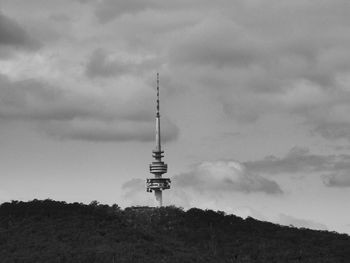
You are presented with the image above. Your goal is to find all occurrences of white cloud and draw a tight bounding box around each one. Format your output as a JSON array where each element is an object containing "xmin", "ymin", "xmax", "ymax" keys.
[{"xmin": 173, "ymin": 161, "xmax": 282, "ymax": 194}]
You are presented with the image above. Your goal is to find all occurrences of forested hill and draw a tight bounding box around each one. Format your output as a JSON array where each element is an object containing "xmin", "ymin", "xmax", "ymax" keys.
[{"xmin": 0, "ymin": 200, "xmax": 348, "ymax": 263}]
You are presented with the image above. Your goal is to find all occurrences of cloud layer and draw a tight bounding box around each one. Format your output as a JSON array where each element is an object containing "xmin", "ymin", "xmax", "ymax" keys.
[
  {"xmin": 245, "ymin": 147, "xmax": 350, "ymax": 187},
  {"xmin": 4, "ymin": 0, "xmax": 350, "ymax": 142},
  {"xmin": 0, "ymin": 73, "xmax": 178, "ymax": 142}
]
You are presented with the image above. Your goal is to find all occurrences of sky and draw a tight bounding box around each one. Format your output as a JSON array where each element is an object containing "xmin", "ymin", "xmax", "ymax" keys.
[{"xmin": 0, "ymin": 0, "xmax": 350, "ymax": 234}]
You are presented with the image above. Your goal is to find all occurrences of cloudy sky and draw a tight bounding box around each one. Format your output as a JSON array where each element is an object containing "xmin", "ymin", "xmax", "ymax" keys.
[{"xmin": 1, "ymin": 0, "xmax": 350, "ymax": 234}]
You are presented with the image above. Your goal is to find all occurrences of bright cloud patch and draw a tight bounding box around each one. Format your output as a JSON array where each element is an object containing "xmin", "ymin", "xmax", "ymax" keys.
[{"xmin": 173, "ymin": 161, "xmax": 282, "ymax": 195}]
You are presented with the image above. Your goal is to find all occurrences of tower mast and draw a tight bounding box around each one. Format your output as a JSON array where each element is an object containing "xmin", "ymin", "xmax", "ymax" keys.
[{"xmin": 146, "ymin": 73, "xmax": 171, "ymax": 207}]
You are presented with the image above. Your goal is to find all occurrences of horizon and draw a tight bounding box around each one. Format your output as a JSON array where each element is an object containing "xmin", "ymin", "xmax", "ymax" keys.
[{"xmin": 0, "ymin": 0, "xmax": 350, "ymax": 235}]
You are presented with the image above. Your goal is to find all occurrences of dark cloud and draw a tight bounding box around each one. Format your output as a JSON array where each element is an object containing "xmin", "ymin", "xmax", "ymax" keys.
[
  {"xmin": 323, "ymin": 171, "xmax": 350, "ymax": 188},
  {"xmin": 312, "ymin": 122, "xmax": 350, "ymax": 142},
  {"xmin": 0, "ymin": 73, "xmax": 154, "ymax": 122},
  {"xmin": 245, "ymin": 147, "xmax": 331, "ymax": 174},
  {"xmin": 245, "ymin": 147, "xmax": 350, "ymax": 187},
  {"xmin": 0, "ymin": 73, "xmax": 179, "ymax": 142},
  {"xmin": 0, "ymin": 12, "xmax": 40, "ymax": 53},
  {"xmin": 0, "ymin": 74, "xmax": 89, "ymax": 121}
]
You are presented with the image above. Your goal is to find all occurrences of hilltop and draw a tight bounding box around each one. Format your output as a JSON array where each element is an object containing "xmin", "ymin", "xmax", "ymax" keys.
[{"xmin": 0, "ymin": 199, "xmax": 348, "ymax": 262}]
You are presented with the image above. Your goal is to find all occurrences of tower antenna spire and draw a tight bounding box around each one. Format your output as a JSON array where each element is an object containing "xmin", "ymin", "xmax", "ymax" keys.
[
  {"xmin": 146, "ymin": 73, "xmax": 171, "ymax": 207},
  {"xmin": 156, "ymin": 72, "xmax": 160, "ymax": 117}
]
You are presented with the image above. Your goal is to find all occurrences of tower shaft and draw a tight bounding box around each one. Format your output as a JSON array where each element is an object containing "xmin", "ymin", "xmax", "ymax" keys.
[
  {"xmin": 155, "ymin": 73, "xmax": 161, "ymax": 154},
  {"xmin": 155, "ymin": 115, "xmax": 161, "ymax": 154},
  {"xmin": 146, "ymin": 73, "xmax": 171, "ymax": 206}
]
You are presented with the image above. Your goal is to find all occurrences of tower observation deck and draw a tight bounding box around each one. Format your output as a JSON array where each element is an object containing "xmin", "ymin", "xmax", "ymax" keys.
[{"xmin": 146, "ymin": 73, "xmax": 171, "ymax": 206}]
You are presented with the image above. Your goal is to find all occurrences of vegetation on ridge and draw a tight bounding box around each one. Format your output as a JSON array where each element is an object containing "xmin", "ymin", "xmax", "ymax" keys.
[{"xmin": 0, "ymin": 199, "xmax": 349, "ymax": 262}]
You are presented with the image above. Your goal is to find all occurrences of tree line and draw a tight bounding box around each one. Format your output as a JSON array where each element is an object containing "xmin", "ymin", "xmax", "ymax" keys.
[{"xmin": 0, "ymin": 199, "xmax": 348, "ymax": 262}]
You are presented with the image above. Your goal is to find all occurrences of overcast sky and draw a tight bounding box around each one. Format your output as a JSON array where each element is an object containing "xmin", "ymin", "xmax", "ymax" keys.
[{"xmin": 1, "ymin": 0, "xmax": 350, "ymax": 234}]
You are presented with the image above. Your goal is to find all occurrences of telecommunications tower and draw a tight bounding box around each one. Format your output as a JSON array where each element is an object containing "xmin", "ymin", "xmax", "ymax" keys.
[{"xmin": 146, "ymin": 73, "xmax": 171, "ymax": 206}]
